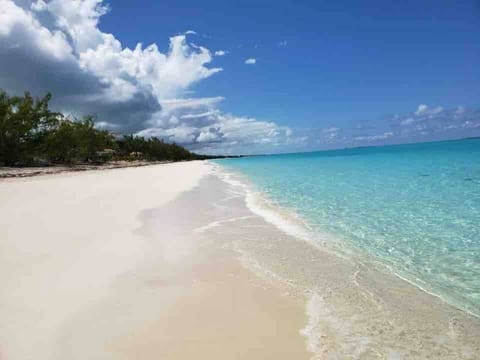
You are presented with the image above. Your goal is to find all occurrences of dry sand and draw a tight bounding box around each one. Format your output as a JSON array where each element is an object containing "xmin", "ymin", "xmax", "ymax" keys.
[{"xmin": 0, "ymin": 162, "xmax": 309, "ymax": 360}]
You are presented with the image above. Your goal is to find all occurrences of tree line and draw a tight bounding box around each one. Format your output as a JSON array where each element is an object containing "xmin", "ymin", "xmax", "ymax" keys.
[{"xmin": 0, "ymin": 90, "xmax": 219, "ymax": 166}]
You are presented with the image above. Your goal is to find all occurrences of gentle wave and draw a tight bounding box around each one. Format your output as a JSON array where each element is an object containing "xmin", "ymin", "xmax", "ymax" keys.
[
  {"xmin": 213, "ymin": 164, "xmax": 332, "ymax": 248},
  {"xmin": 212, "ymin": 139, "xmax": 480, "ymax": 318},
  {"xmin": 210, "ymin": 160, "xmax": 480, "ymax": 357}
]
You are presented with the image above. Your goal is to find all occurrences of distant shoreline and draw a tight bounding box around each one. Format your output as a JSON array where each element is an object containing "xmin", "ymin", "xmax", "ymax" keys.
[
  {"xmin": 0, "ymin": 160, "xmax": 173, "ymax": 180},
  {"xmin": 0, "ymin": 154, "xmax": 248, "ymax": 180}
]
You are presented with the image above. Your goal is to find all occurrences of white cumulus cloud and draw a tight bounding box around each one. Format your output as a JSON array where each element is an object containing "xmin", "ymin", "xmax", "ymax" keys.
[
  {"xmin": 0, "ymin": 0, "xmax": 294, "ymax": 154},
  {"xmin": 415, "ymin": 104, "xmax": 429, "ymax": 115},
  {"xmin": 415, "ymin": 104, "xmax": 443, "ymax": 116},
  {"xmin": 214, "ymin": 50, "xmax": 228, "ymax": 56},
  {"xmin": 245, "ymin": 58, "xmax": 256, "ymax": 65},
  {"xmin": 137, "ymin": 97, "xmax": 293, "ymax": 154}
]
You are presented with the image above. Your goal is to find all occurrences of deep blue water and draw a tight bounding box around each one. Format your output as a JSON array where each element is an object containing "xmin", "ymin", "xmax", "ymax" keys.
[{"xmin": 216, "ymin": 139, "xmax": 480, "ymax": 316}]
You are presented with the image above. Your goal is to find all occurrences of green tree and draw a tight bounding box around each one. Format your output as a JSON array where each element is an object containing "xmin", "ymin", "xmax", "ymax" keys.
[
  {"xmin": 44, "ymin": 119, "xmax": 80, "ymax": 164},
  {"xmin": 45, "ymin": 116, "xmax": 116, "ymax": 164},
  {"xmin": 0, "ymin": 90, "xmax": 59, "ymax": 165}
]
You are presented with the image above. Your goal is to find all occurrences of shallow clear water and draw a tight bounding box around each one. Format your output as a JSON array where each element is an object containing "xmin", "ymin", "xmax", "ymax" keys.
[{"xmin": 216, "ymin": 139, "xmax": 480, "ymax": 316}]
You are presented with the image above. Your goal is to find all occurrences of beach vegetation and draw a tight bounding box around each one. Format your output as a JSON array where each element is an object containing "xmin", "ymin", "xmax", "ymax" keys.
[{"xmin": 0, "ymin": 90, "xmax": 220, "ymax": 166}]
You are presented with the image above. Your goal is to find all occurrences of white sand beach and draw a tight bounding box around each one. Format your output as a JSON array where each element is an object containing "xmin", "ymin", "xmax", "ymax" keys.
[
  {"xmin": 1, "ymin": 161, "xmax": 479, "ymax": 359},
  {"xmin": 1, "ymin": 1, "xmax": 479, "ymax": 358},
  {"xmin": 0, "ymin": 162, "xmax": 308, "ymax": 360}
]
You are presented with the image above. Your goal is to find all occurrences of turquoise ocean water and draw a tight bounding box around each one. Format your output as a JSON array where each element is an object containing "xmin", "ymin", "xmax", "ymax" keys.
[{"xmin": 216, "ymin": 139, "xmax": 480, "ymax": 316}]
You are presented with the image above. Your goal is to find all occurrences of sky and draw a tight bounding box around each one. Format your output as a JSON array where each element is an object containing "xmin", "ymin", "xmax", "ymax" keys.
[{"xmin": 0, "ymin": 0, "xmax": 479, "ymax": 154}]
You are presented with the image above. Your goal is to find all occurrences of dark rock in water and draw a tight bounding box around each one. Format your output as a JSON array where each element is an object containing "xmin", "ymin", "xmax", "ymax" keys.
[{"xmin": 420, "ymin": 174, "xmax": 430, "ymax": 177}]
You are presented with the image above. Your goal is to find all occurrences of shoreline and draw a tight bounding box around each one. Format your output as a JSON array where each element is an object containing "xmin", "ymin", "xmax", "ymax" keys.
[
  {"xmin": 129, "ymin": 174, "xmax": 310, "ymax": 359},
  {"xmin": 1, "ymin": 161, "xmax": 479, "ymax": 358},
  {"xmin": 218, "ymin": 164, "xmax": 480, "ymax": 320},
  {"xmin": 212, "ymin": 163, "xmax": 480, "ymax": 358}
]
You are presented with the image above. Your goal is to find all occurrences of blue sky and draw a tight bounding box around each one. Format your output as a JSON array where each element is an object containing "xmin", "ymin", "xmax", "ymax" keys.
[
  {"xmin": 103, "ymin": 0, "xmax": 480, "ymax": 123},
  {"xmin": 0, "ymin": 0, "xmax": 479, "ymax": 154}
]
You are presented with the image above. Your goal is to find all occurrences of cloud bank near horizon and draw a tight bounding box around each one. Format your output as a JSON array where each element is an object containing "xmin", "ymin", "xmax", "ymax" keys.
[
  {"xmin": 310, "ymin": 104, "xmax": 480, "ymax": 150},
  {"xmin": 0, "ymin": 0, "xmax": 478, "ymax": 154}
]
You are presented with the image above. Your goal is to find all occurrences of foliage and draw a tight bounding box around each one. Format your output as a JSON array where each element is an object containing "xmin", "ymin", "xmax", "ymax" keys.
[
  {"xmin": 116, "ymin": 135, "xmax": 196, "ymax": 161},
  {"xmin": 45, "ymin": 116, "xmax": 116, "ymax": 164},
  {"xmin": 0, "ymin": 90, "xmax": 59, "ymax": 165},
  {"xmin": 0, "ymin": 89, "xmax": 218, "ymax": 166}
]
